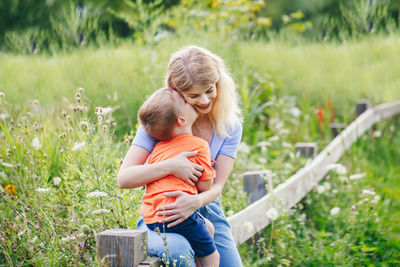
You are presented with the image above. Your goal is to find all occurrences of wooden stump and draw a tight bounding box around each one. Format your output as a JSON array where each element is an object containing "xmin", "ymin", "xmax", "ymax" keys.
[
  {"xmin": 356, "ymin": 100, "xmax": 370, "ymax": 117},
  {"xmin": 243, "ymin": 170, "xmax": 268, "ymax": 203},
  {"xmin": 330, "ymin": 123, "xmax": 346, "ymax": 138},
  {"xmin": 96, "ymin": 229, "xmax": 147, "ymax": 267},
  {"xmin": 295, "ymin": 143, "xmax": 318, "ymax": 158}
]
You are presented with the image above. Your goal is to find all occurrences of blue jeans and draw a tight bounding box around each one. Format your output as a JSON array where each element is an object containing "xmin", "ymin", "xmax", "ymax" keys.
[{"xmin": 137, "ymin": 198, "xmax": 243, "ymax": 267}]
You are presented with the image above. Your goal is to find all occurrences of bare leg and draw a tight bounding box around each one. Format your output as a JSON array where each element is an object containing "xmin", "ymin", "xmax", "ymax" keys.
[{"xmin": 195, "ymin": 219, "xmax": 219, "ymax": 267}]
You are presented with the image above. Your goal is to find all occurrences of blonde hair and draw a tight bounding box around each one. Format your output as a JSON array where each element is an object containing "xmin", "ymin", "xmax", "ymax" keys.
[
  {"xmin": 138, "ymin": 88, "xmax": 180, "ymax": 141},
  {"xmin": 166, "ymin": 45, "xmax": 242, "ymax": 137}
]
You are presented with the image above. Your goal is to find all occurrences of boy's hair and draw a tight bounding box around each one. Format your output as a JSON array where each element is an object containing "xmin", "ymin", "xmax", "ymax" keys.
[{"xmin": 138, "ymin": 88, "xmax": 180, "ymax": 141}]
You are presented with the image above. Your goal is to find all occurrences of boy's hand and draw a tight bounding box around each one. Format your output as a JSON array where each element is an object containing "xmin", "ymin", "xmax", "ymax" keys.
[{"xmin": 168, "ymin": 151, "xmax": 204, "ymax": 186}]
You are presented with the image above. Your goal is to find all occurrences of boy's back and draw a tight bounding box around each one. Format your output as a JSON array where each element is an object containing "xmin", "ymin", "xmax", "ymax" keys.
[{"xmin": 141, "ymin": 133, "xmax": 215, "ymax": 224}]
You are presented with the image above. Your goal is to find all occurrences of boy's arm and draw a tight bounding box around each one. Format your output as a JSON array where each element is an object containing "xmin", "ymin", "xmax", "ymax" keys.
[{"xmin": 196, "ymin": 179, "xmax": 213, "ymax": 192}]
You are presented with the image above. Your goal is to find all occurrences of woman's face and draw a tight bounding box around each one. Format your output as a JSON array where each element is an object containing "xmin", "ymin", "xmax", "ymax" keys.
[{"xmin": 181, "ymin": 83, "xmax": 217, "ymax": 115}]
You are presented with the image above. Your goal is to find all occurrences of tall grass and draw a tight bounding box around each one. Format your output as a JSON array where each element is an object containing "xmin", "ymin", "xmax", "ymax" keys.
[{"xmin": 1, "ymin": 33, "xmax": 400, "ymax": 137}]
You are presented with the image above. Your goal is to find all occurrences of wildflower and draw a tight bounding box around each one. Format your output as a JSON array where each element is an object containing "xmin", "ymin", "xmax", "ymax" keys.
[
  {"xmin": 266, "ymin": 208, "xmax": 279, "ymax": 221},
  {"xmin": 95, "ymin": 107, "xmax": 113, "ymax": 116},
  {"xmin": 256, "ymin": 17, "xmax": 272, "ymax": 27},
  {"xmin": 332, "ymin": 189, "xmax": 338, "ymax": 194},
  {"xmin": 0, "ymin": 171, "xmax": 7, "ymax": 179},
  {"xmin": 61, "ymin": 236, "xmax": 76, "ymax": 242},
  {"xmin": 0, "ymin": 113, "xmax": 9, "ymax": 120},
  {"xmin": 2, "ymin": 162, "xmax": 14, "ymax": 168},
  {"xmin": 281, "ymin": 259, "xmax": 291, "ymax": 266},
  {"xmin": 349, "ymin": 173, "xmax": 366, "ymax": 180},
  {"xmin": 323, "ymin": 182, "xmax": 331, "ymax": 191},
  {"xmin": 373, "ymin": 130, "xmax": 382, "ymax": 138},
  {"xmin": 92, "ymin": 209, "xmax": 111, "ymax": 215},
  {"xmin": 326, "ymin": 163, "xmax": 347, "ymax": 175},
  {"xmin": 362, "ymin": 189, "xmax": 375, "ymax": 196},
  {"xmin": 351, "ymin": 205, "xmax": 356, "ymax": 211},
  {"xmin": 32, "ymin": 137, "xmax": 41, "ymax": 150},
  {"xmin": 269, "ymin": 136, "xmax": 279, "ymax": 142},
  {"xmin": 371, "ymin": 195, "xmax": 381, "ymax": 204},
  {"xmin": 289, "ymin": 107, "xmax": 301, "ymax": 117},
  {"xmin": 86, "ymin": 191, "xmax": 108, "ymax": 198},
  {"xmin": 282, "ymin": 142, "xmax": 292, "ymax": 148},
  {"xmin": 238, "ymin": 142, "xmax": 250, "ymax": 154},
  {"xmin": 0, "ymin": 92, "xmax": 4, "ymax": 98},
  {"xmin": 330, "ymin": 207, "xmax": 340, "ymax": 216},
  {"xmin": 53, "ymin": 177, "xmax": 62, "ymax": 186},
  {"xmin": 298, "ymin": 213, "xmax": 306, "ymax": 221},
  {"xmin": 71, "ymin": 141, "xmax": 85, "ymax": 151},
  {"xmin": 244, "ymin": 221, "xmax": 254, "ymax": 232},
  {"xmin": 316, "ymin": 108, "xmax": 324, "ymax": 124},
  {"xmin": 35, "ymin": 188, "xmax": 50, "ymax": 193},
  {"xmin": 316, "ymin": 185, "xmax": 325, "ymax": 194},
  {"xmin": 5, "ymin": 184, "xmax": 16, "ymax": 195}
]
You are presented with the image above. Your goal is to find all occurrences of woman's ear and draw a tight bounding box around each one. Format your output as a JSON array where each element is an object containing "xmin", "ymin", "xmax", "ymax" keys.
[{"xmin": 177, "ymin": 116, "xmax": 187, "ymax": 126}]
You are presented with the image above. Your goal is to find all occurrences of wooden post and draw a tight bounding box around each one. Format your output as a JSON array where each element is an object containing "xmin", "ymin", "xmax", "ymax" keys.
[
  {"xmin": 295, "ymin": 143, "xmax": 318, "ymax": 158},
  {"xmin": 96, "ymin": 229, "xmax": 147, "ymax": 267},
  {"xmin": 243, "ymin": 170, "xmax": 268, "ymax": 203},
  {"xmin": 330, "ymin": 123, "xmax": 346, "ymax": 138},
  {"xmin": 138, "ymin": 257, "xmax": 162, "ymax": 267},
  {"xmin": 356, "ymin": 100, "xmax": 370, "ymax": 117}
]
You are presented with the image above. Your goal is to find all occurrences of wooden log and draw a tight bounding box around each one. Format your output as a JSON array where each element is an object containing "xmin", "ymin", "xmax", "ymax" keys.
[
  {"xmin": 330, "ymin": 123, "xmax": 346, "ymax": 138},
  {"xmin": 243, "ymin": 170, "xmax": 268, "ymax": 203},
  {"xmin": 228, "ymin": 99, "xmax": 400, "ymax": 245},
  {"xmin": 137, "ymin": 257, "xmax": 162, "ymax": 267},
  {"xmin": 295, "ymin": 143, "xmax": 318, "ymax": 158},
  {"xmin": 356, "ymin": 100, "xmax": 370, "ymax": 117},
  {"xmin": 96, "ymin": 229, "xmax": 147, "ymax": 267}
]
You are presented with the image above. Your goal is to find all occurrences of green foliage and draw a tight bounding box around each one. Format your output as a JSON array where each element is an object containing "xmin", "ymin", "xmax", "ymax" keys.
[{"xmin": 0, "ymin": 90, "xmax": 142, "ymax": 265}]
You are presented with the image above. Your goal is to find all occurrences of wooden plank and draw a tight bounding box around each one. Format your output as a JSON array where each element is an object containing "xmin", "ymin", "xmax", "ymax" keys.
[
  {"xmin": 228, "ymin": 100, "xmax": 400, "ymax": 245},
  {"xmin": 96, "ymin": 229, "xmax": 147, "ymax": 267}
]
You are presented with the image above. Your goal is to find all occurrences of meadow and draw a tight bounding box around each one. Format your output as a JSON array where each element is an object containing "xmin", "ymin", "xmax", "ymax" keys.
[{"xmin": 1, "ymin": 32, "xmax": 400, "ymax": 265}]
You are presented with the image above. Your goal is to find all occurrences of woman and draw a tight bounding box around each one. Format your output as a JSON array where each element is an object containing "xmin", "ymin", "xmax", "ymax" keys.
[{"xmin": 118, "ymin": 46, "xmax": 243, "ymax": 267}]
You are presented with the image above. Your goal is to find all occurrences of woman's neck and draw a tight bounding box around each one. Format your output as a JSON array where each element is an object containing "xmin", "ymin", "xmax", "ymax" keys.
[{"xmin": 192, "ymin": 116, "xmax": 213, "ymax": 144}]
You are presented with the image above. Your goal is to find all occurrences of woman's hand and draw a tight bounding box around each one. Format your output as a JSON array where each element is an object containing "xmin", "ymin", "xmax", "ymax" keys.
[
  {"xmin": 157, "ymin": 191, "xmax": 201, "ymax": 227},
  {"xmin": 167, "ymin": 151, "xmax": 204, "ymax": 186}
]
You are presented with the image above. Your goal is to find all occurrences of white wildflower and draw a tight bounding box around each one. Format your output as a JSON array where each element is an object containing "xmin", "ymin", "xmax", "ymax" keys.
[
  {"xmin": 0, "ymin": 113, "xmax": 9, "ymax": 120},
  {"xmin": 298, "ymin": 213, "xmax": 306, "ymax": 221},
  {"xmin": 316, "ymin": 185, "xmax": 325, "ymax": 194},
  {"xmin": 339, "ymin": 176, "xmax": 348, "ymax": 182},
  {"xmin": 280, "ymin": 128, "xmax": 290, "ymax": 135},
  {"xmin": 238, "ymin": 142, "xmax": 250, "ymax": 154},
  {"xmin": 373, "ymin": 130, "xmax": 382, "ymax": 138},
  {"xmin": 371, "ymin": 195, "xmax": 381, "ymax": 204},
  {"xmin": 330, "ymin": 207, "xmax": 340, "ymax": 216},
  {"xmin": 266, "ymin": 208, "xmax": 279, "ymax": 221},
  {"xmin": 32, "ymin": 137, "xmax": 41, "ymax": 150},
  {"xmin": 35, "ymin": 187, "xmax": 50, "ymax": 193},
  {"xmin": 257, "ymin": 141, "xmax": 271, "ymax": 147},
  {"xmin": 362, "ymin": 189, "xmax": 376, "ymax": 196},
  {"xmin": 227, "ymin": 210, "xmax": 234, "ymax": 217},
  {"xmin": 326, "ymin": 163, "xmax": 347, "ymax": 175},
  {"xmin": 332, "ymin": 189, "xmax": 338, "ymax": 194},
  {"xmin": 61, "ymin": 236, "xmax": 76, "ymax": 242},
  {"xmin": 1, "ymin": 162, "xmax": 14, "ymax": 168},
  {"xmin": 92, "ymin": 209, "xmax": 111, "ymax": 215},
  {"xmin": 71, "ymin": 141, "xmax": 85, "ymax": 151},
  {"xmin": 244, "ymin": 221, "xmax": 254, "ymax": 232},
  {"xmin": 323, "ymin": 182, "xmax": 331, "ymax": 191},
  {"xmin": 282, "ymin": 142, "xmax": 292, "ymax": 148},
  {"xmin": 349, "ymin": 173, "xmax": 366, "ymax": 180},
  {"xmin": 269, "ymin": 135, "xmax": 279, "ymax": 142},
  {"xmin": 95, "ymin": 106, "xmax": 112, "ymax": 115},
  {"xmin": 53, "ymin": 177, "xmax": 62, "ymax": 186},
  {"xmin": 0, "ymin": 171, "xmax": 7, "ymax": 179},
  {"xmin": 86, "ymin": 191, "xmax": 108, "ymax": 198},
  {"xmin": 289, "ymin": 107, "xmax": 301, "ymax": 117}
]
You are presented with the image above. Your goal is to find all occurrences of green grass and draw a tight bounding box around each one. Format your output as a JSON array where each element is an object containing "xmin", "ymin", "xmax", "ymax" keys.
[{"xmin": 1, "ymin": 33, "xmax": 399, "ymax": 136}]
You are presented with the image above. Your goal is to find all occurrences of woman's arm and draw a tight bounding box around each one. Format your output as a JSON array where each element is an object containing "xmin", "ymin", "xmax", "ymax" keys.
[
  {"xmin": 117, "ymin": 145, "xmax": 204, "ymax": 189},
  {"xmin": 157, "ymin": 154, "xmax": 235, "ymax": 227}
]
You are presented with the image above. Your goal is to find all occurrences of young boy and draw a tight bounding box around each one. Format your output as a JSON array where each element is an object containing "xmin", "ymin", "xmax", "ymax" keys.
[{"xmin": 138, "ymin": 87, "xmax": 219, "ymax": 267}]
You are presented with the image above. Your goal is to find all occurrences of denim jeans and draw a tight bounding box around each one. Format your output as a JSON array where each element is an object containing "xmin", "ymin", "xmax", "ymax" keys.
[{"xmin": 137, "ymin": 198, "xmax": 243, "ymax": 267}]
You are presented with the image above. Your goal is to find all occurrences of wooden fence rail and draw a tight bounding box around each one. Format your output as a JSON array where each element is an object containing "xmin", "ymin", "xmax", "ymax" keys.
[{"xmin": 97, "ymin": 99, "xmax": 400, "ymax": 266}]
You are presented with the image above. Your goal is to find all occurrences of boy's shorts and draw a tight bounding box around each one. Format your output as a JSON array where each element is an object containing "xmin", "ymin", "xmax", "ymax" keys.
[{"xmin": 146, "ymin": 212, "xmax": 216, "ymax": 257}]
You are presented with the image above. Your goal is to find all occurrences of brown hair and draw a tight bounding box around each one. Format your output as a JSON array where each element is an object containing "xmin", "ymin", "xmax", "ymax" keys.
[
  {"xmin": 166, "ymin": 45, "xmax": 242, "ymax": 137},
  {"xmin": 138, "ymin": 88, "xmax": 179, "ymax": 141}
]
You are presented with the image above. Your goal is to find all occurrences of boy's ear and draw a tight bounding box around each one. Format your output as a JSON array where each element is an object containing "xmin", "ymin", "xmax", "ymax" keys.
[{"xmin": 177, "ymin": 116, "xmax": 187, "ymax": 126}]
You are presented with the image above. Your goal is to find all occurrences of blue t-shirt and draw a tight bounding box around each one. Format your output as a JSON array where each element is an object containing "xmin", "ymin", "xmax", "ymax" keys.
[{"xmin": 132, "ymin": 121, "xmax": 243, "ymax": 160}]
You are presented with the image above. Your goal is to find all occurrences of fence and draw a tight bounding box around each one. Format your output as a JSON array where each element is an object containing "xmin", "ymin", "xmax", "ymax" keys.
[{"xmin": 96, "ymin": 99, "xmax": 400, "ymax": 266}]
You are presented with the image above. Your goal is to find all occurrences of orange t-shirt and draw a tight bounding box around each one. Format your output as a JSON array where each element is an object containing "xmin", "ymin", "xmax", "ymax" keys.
[{"xmin": 141, "ymin": 134, "xmax": 215, "ymax": 224}]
